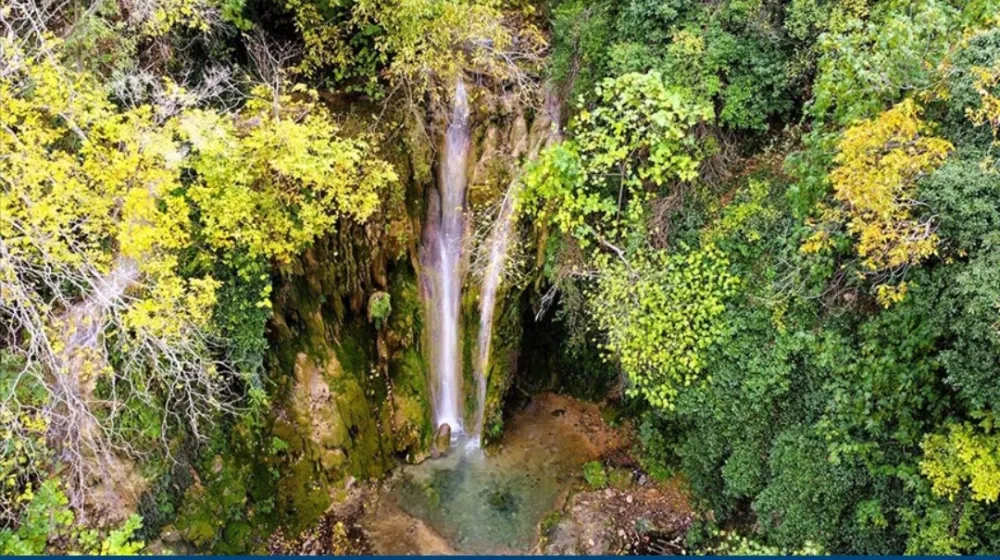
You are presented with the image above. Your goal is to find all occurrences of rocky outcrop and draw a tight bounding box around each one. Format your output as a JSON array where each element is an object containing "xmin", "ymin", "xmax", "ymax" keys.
[
  {"xmin": 260, "ymin": 85, "xmax": 561, "ymax": 537},
  {"xmin": 257, "ymin": 96, "xmax": 444, "ymax": 536},
  {"xmin": 541, "ymin": 481, "xmax": 694, "ymax": 555},
  {"xmin": 461, "ymin": 87, "xmax": 559, "ymax": 441}
]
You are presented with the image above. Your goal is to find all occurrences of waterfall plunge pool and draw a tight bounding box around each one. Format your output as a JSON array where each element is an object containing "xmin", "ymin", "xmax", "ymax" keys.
[{"xmin": 361, "ymin": 393, "xmax": 622, "ymax": 554}]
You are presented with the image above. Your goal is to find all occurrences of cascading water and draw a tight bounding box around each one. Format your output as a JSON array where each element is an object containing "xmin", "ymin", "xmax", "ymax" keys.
[
  {"xmin": 422, "ymin": 79, "xmax": 471, "ymax": 440},
  {"xmin": 469, "ymin": 181, "xmax": 519, "ymax": 445},
  {"xmin": 470, "ymin": 91, "xmax": 562, "ymax": 443}
]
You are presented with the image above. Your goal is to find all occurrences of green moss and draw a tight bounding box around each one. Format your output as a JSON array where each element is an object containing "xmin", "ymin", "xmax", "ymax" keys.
[
  {"xmin": 390, "ymin": 348, "xmax": 432, "ymax": 454},
  {"xmin": 332, "ymin": 323, "xmax": 372, "ymax": 382},
  {"xmin": 271, "ymin": 419, "xmax": 301, "ymax": 454},
  {"xmin": 608, "ymin": 467, "xmax": 634, "ymax": 490},
  {"xmin": 540, "ymin": 510, "xmax": 563, "ymax": 536},
  {"xmin": 267, "ymin": 306, "xmax": 391, "ymax": 533},
  {"xmin": 392, "ymin": 347, "xmax": 428, "ymax": 396},
  {"xmin": 174, "ymin": 450, "xmax": 260, "ymax": 552},
  {"xmin": 387, "ymin": 264, "xmax": 433, "ymax": 454},
  {"xmin": 181, "ymin": 517, "xmax": 216, "ymax": 549},
  {"xmin": 335, "ymin": 376, "xmax": 390, "ymax": 479},
  {"xmin": 461, "ymin": 301, "xmax": 479, "ymax": 427},
  {"xmin": 481, "ymin": 289, "xmax": 522, "ymax": 442},
  {"xmin": 216, "ymin": 522, "xmax": 252, "ymax": 555},
  {"xmin": 275, "ymin": 457, "xmax": 331, "ymax": 535}
]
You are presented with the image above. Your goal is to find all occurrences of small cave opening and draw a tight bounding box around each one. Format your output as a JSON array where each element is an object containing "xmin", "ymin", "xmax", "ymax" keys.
[{"xmin": 502, "ymin": 288, "xmax": 617, "ymax": 417}]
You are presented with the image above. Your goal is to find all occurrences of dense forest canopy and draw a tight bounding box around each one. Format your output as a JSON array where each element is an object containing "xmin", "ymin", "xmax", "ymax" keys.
[{"xmin": 1, "ymin": 0, "xmax": 999, "ymax": 555}]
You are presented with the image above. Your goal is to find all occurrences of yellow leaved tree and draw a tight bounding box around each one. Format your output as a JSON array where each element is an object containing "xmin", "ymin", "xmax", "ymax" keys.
[
  {"xmin": 0, "ymin": 40, "xmax": 396, "ymax": 507},
  {"xmin": 803, "ymin": 99, "xmax": 953, "ymax": 306},
  {"xmin": 921, "ymin": 413, "xmax": 1000, "ymax": 504}
]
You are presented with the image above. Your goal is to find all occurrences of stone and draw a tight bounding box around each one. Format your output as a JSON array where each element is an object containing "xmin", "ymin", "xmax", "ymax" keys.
[
  {"xmin": 433, "ymin": 423, "xmax": 452, "ymax": 456},
  {"xmin": 161, "ymin": 525, "xmax": 182, "ymax": 543}
]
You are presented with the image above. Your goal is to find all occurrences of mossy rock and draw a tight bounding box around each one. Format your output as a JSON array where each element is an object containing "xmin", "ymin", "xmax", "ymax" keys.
[
  {"xmin": 215, "ymin": 522, "xmax": 253, "ymax": 555},
  {"xmin": 181, "ymin": 517, "xmax": 217, "ymax": 549},
  {"xmin": 321, "ymin": 449, "xmax": 346, "ymax": 470},
  {"xmin": 608, "ymin": 467, "xmax": 635, "ymax": 490},
  {"xmin": 393, "ymin": 390, "xmax": 429, "ymax": 453},
  {"xmin": 481, "ymin": 288, "xmax": 522, "ymax": 442},
  {"xmin": 275, "ymin": 457, "xmax": 332, "ymax": 535}
]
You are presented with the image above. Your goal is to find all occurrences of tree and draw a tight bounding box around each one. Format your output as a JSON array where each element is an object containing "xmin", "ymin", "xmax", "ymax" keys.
[
  {"xmin": 921, "ymin": 413, "xmax": 1000, "ymax": 504},
  {"xmin": 282, "ymin": 0, "xmax": 545, "ymax": 98},
  {"xmin": 0, "ymin": 41, "xmax": 395, "ymax": 514},
  {"xmin": 803, "ymin": 99, "xmax": 952, "ymax": 306},
  {"xmin": 520, "ymin": 70, "xmax": 710, "ymax": 247},
  {"xmin": 589, "ymin": 244, "xmax": 737, "ymax": 409}
]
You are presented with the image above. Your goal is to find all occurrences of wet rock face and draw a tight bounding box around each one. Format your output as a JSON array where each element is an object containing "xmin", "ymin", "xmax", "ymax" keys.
[
  {"xmin": 431, "ymin": 423, "xmax": 452, "ymax": 458},
  {"xmin": 258, "ymin": 87, "xmax": 561, "ymax": 542},
  {"xmin": 265, "ymin": 215, "xmax": 436, "ymax": 534}
]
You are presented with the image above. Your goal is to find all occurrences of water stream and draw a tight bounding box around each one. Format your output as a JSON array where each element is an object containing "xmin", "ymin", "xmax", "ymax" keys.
[
  {"xmin": 470, "ymin": 181, "xmax": 520, "ymax": 443},
  {"xmin": 422, "ymin": 79, "xmax": 471, "ymax": 437},
  {"xmin": 381, "ymin": 86, "xmax": 606, "ymax": 554},
  {"xmin": 470, "ymin": 91, "xmax": 561, "ymax": 441}
]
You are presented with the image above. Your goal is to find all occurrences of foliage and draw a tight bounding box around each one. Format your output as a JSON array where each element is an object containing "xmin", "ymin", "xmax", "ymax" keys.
[
  {"xmin": 520, "ymin": 70, "xmax": 731, "ymax": 412},
  {"xmin": 590, "ymin": 245, "xmax": 737, "ymax": 409},
  {"xmin": 367, "ymin": 291, "xmax": 392, "ymax": 328},
  {"xmin": 283, "ymin": 0, "xmax": 544, "ymax": 96},
  {"xmin": 5, "ymin": 0, "xmax": 1000, "ymax": 554},
  {"xmin": 803, "ymin": 99, "xmax": 952, "ymax": 305},
  {"xmin": 701, "ymin": 528, "xmax": 825, "ymax": 556},
  {"xmin": 0, "ymin": 36, "xmax": 394, "ymax": 525},
  {"xmin": 548, "ymin": 0, "xmax": 611, "ymax": 100},
  {"xmin": 521, "ymin": 71, "xmax": 710, "ymax": 246},
  {"xmin": 582, "ymin": 460, "xmax": 607, "ymax": 489},
  {"xmin": 921, "ymin": 413, "xmax": 1000, "ymax": 504},
  {"xmin": 0, "ymin": 353, "xmax": 48, "ymax": 524},
  {"xmin": 547, "ymin": 0, "xmax": 810, "ymax": 130},
  {"xmin": 209, "ymin": 254, "xmax": 272, "ymax": 391},
  {"xmin": 181, "ymin": 84, "xmax": 394, "ymax": 264},
  {"xmin": 965, "ymin": 63, "xmax": 1000, "ymax": 149},
  {"xmin": 0, "ymin": 478, "xmax": 145, "ymax": 555},
  {"xmin": 809, "ymin": 0, "xmax": 959, "ymax": 126},
  {"xmin": 0, "ymin": 479, "xmax": 74, "ymax": 555},
  {"xmin": 613, "ymin": 137, "xmax": 1000, "ymax": 554},
  {"xmin": 635, "ymin": 412, "xmax": 673, "ymax": 481}
]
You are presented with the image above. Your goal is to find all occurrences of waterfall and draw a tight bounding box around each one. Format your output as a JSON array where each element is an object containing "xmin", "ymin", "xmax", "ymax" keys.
[
  {"xmin": 423, "ymin": 79, "xmax": 471, "ymax": 439},
  {"xmin": 469, "ymin": 181, "xmax": 520, "ymax": 445},
  {"xmin": 470, "ymin": 90, "xmax": 562, "ymax": 444}
]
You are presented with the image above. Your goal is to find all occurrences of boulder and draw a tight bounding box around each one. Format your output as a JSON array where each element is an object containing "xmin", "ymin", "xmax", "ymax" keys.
[{"xmin": 431, "ymin": 423, "xmax": 452, "ymax": 458}]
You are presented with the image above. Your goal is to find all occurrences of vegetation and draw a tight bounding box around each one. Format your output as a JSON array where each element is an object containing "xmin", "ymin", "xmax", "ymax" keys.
[
  {"xmin": 529, "ymin": 0, "xmax": 1000, "ymax": 554},
  {"xmin": 581, "ymin": 460, "xmax": 608, "ymax": 489},
  {"xmin": 1, "ymin": 0, "xmax": 999, "ymax": 555}
]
